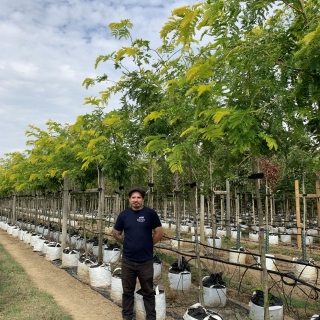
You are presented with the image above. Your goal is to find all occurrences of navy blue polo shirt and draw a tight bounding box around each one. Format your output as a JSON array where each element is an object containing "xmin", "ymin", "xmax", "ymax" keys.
[{"xmin": 114, "ymin": 206, "xmax": 162, "ymax": 261}]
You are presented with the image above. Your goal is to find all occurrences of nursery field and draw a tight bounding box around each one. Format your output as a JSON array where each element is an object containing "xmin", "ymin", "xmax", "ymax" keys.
[{"xmin": 2, "ymin": 225, "xmax": 318, "ymax": 320}]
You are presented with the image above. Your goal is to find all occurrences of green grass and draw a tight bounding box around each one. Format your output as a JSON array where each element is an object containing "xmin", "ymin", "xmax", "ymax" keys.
[{"xmin": 0, "ymin": 243, "xmax": 72, "ymax": 320}]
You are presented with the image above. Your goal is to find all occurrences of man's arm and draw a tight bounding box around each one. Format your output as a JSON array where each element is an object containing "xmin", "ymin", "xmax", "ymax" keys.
[
  {"xmin": 113, "ymin": 228, "xmax": 124, "ymax": 244},
  {"xmin": 152, "ymin": 226, "xmax": 164, "ymax": 245}
]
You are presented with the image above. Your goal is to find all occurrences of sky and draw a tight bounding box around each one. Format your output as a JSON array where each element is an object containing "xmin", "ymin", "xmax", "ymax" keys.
[{"xmin": 0, "ymin": 0, "xmax": 198, "ymax": 159}]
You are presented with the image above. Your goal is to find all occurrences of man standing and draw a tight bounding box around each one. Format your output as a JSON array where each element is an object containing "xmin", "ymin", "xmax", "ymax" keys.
[{"xmin": 113, "ymin": 187, "xmax": 163, "ymax": 320}]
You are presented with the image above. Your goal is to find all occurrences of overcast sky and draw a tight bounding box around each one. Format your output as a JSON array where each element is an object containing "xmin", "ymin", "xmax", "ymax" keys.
[{"xmin": 0, "ymin": 0, "xmax": 198, "ymax": 159}]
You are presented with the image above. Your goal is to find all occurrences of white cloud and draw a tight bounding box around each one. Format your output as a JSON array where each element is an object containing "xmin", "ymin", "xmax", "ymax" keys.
[{"xmin": 0, "ymin": 0, "xmax": 198, "ymax": 158}]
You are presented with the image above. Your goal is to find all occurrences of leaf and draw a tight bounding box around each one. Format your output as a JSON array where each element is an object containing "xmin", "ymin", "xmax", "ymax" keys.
[
  {"xmin": 87, "ymin": 136, "xmax": 107, "ymax": 149},
  {"xmin": 180, "ymin": 126, "xmax": 197, "ymax": 137},
  {"xmin": 258, "ymin": 133, "xmax": 278, "ymax": 150},
  {"xmin": 143, "ymin": 111, "xmax": 165, "ymax": 125},
  {"xmin": 197, "ymin": 84, "xmax": 212, "ymax": 97},
  {"xmin": 29, "ymin": 174, "xmax": 38, "ymax": 181},
  {"xmin": 303, "ymin": 25, "xmax": 320, "ymax": 45},
  {"xmin": 213, "ymin": 110, "xmax": 231, "ymax": 123},
  {"xmin": 103, "ymin": 116, "xmax": 121, "ymax": 126}
]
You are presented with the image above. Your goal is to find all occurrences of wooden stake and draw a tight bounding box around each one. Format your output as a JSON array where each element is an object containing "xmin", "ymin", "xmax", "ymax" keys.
[{"xmin": 295, "ymin": 180, "xmax": 302, "ymax": 249}]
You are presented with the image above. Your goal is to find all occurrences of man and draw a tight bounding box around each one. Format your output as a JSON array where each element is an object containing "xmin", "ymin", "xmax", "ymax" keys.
[{"xmin": 113, "ymin": 186, "xmax": 163, "ymax": 320}]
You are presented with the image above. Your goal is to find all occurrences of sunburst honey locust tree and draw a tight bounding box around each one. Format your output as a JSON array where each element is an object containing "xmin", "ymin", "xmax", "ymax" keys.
[
  {"xmin": 0, "ymin": 151, "xmax": 27, "ymax": 196},
  {"xmin": 70, "ymin": 102, "xmax": 132, "ymax": 195},
  {"xmin": 82, "ymin": 19, "xmax": 186, "ymax": 194},
  {"xmin": 159, "ymin": 0, "xmax": 320, "ymax": 317},
  {"xmin": 23, "ymin": 120, "xmax": 93, "ymax": 193}
]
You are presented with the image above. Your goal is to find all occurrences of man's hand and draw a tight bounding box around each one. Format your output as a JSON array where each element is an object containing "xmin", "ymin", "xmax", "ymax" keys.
[
  {"xmin": 152, "ymin": 226, "xmax": 164, "ymax": 245},
  {"xmin": 112, "ymin": 229, "xmax": 124, "ymax": 244}
]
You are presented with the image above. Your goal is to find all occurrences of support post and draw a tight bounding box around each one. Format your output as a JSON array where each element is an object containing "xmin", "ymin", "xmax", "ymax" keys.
[
  {"xmin": 98, "ymin": 173, "xmax": 106, "ymax": 265},
  {"xmin": 61, "ymin": 175, "xmax": 70, "ymax": 251},
  {"xmin": 252, "ymin": 159, "xmax": 269, "ymax": 320},
  {"xmin": 295, "ymin": 180, "xmax": 302, "ymax": 249},
  {"xmin": 316, "ymin": 180, "xmax": 320, "ymax": 236},
  {"xmin": 226, "ymin": 180, "xmax": 231, "ymax": 248},
  {"xmin": 200, "ymin": 184, "xmax": 205, "ymax": 254}
]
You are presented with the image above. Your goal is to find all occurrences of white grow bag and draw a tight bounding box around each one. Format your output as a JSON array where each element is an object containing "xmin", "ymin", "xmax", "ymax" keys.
[
  {"xmin": 203, "ymin": 285, "xmax": 227, "ymax": 308},
  {"xmin": 231, "ymin": 230, "xmax": 241, "ymax": 239},
  {"xmin": 23, "ymin": 231, "xmax": 32, "ymax": 244},
  {"xmin": 249, "ymin": 301, "xmax": 283, "ymax": 320},
  {"xmin": 207, "ymin": 237, "xmax": 222, "ymax": 249},
  {"xmin": 134, "ymin": 287, "xmax": 166, "ymax": 320},
  {"xmin": 12, "ymin": 227, "xmax": 19, "ymax": 237},
  {"xmin": 171, "ymin": 238, "xmax": 184, "ymax": 248},
  {"xmin": 42, "ymin": 240, "xmax": 50, "ymax": 255},
  {"xmin": 293, "ymin": 258, "xmax": 317, "ymax": 281},
  {"xmin": 0, "ymin": 222, "xmax": 6, "ymax": 230},
  {"xmin": 249, "ymin": 232, "xmax": 259, "ymax": 242},
  {"xmin": 180, "ymin": 225, "xmax": 189, "ymax": 232},
  {"xmin": 268, "ymin": 234, "xmax": 279, "ymax": 245},
  {"xmin": 168, "ymin": 270, "xmax": 191, "ymax": 291},
  {"xmin": 183, "ymin": 303, "xmax": 223, "ymax": 320},
  {"xmin": 216, "ymin": 229, "xmax": 227, "ymax": 238},
  {"xmin": 229, "ymin": 248, "xmax": 246, "ymax": 264},
  {"xmin": 103, "ymin": 247, "xmax": 121, "ymax": 264},
  {"xmin": 77, "ymin": 258, "xmax": 95, "ymax": 282},
  {"xmin": 7, "ymin": 225, "xmax": 13, "ymax": 235},
  {"xmin": 257, "ymin": 254, "xmax": 277, "ymax": 271},
  {"xmin": 62, "ymin": 248, "xmax": 80, "ymax": 267},
  {"xmin": 30, "ymin": 233, "xmax": 40, "ymax": 247},
  {"xmin": 205, "ymin": 227, "xmax": 212, "ymax": 236},
  {"xmin": 45, "ymin": 243, "xmax": 61, "ymax": 261},
  {"xmin": 18, "ymin": 229, "xmax": 25, "ymax": 241},
  {"xmin": 89, "ymin": 263, "xmax": 112, "ymax": 288},
  {"xmin": 111, "ymin": 268, "xmax": 123, "ymax": 303},
  {"xmin": 280, "ymin": 234, "xmax": 292, "ymax": 243},
  {"xmin": 76, "ymin": 238, "xmax": 84, "ymax": 250},
  {"xmin": 92, "ymin": 244, "xmax": 107, "ymax": 256},
  {"xmin": 33, "ymin": 237, "xmax": 46, "ymax": 252},
  {"xmin": 153, "ymin": 264, "xmax": 162, "ymax": 281},
  {"xmin": 249, "ymin": 290, "xmax": 283, "ymax": 320}
]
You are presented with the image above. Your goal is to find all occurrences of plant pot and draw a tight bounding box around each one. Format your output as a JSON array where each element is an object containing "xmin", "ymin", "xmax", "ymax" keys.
[
  {"xmin": 280, "ymin": 234, "xmax": 291, "ymax": 243},
  {"xmin": 183, "ymin": 303, "xmax": 223, "ymax": 320},
  {"xmin": 89, "ymin": 263, "xmax": 112, "ymax": 288},
  {"xmin": 62, "ymin": 248, "xmax": 80, "ymax": 267},
  {"xmin": 103, "ymin": 247, "xmax": 121, "ymax": 264},
  {"xmin": 207, "ymin": 237, "xmax": 222, "ymax": 248},
  {"xmin": 171, "ymin": 238, "xmax": 183, "ymax": 248},
  {"xmin": 293, "ymin": 258, "xmax": 317, "ymax": 281},
  {"xmin": 180, "ymin": 225, "xmax": 189, "ymax": 232},
  {"xmin": 268, "ymin": 234, "xmax": 279, "ymax": 245},
  {"xmin": 111, "ymin": 268, "xmax": 123, "ymax": 303},
  {"xmin": 257, "ymin": 254, "xmax": 277, "ymax": 271},
  {"xmin": 135, "ymin": 287, "xmax": 166, "ymax": 320},
  {"xmin": 249, "ymin": 232, "xmax": 259, "ymax": 242},
  {"xmin": 168, "ymin": 269, "xmax": 191, "ymax": 291},
  {"xmin": 216, "ymin": 229, "xmax": 226, "ymax": 238},
  {"xmin": 229, "ymin": 248, "xmax": 246, "ymax": 264},
  {"xmin": 249, "ymin": 290, "xmax": 283, "ymax": 320}
]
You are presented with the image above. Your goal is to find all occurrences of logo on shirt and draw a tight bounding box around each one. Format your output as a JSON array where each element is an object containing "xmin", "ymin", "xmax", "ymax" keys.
[{"xmin": 137, "ymin": 216, "xmax": 145, "ymax": 223}]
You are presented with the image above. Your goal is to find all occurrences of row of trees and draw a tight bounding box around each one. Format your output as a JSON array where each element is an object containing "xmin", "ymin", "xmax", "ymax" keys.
[
  {"xmin": 0, "ymin": 1, "xmax": 319, "ymax": 315},
  {"xmin": 1, "ymin": 1, "xmax": 319, "ymax": 200}
]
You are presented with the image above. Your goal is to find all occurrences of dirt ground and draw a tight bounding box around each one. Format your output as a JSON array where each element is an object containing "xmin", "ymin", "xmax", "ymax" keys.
[{"xmin": 0, "ymin": 230, "xmax": 123, "ymax": 320}]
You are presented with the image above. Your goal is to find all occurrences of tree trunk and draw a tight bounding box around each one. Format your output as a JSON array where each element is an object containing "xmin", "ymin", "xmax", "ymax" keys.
[{"xmin": 252, "ymin": 158, "xmax": 270, "ymax": 320}]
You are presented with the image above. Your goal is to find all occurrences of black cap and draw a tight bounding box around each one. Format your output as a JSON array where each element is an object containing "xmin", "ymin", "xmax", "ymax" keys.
[{"xmin": 128, "ymin": 187, "xmax": 146, "ymax": 198}]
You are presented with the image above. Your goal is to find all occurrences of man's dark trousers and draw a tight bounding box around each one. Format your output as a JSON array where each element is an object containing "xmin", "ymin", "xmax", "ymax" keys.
[{"xmin": 121, "ymin": 257, "xmax": 156, "ymax": 320}]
